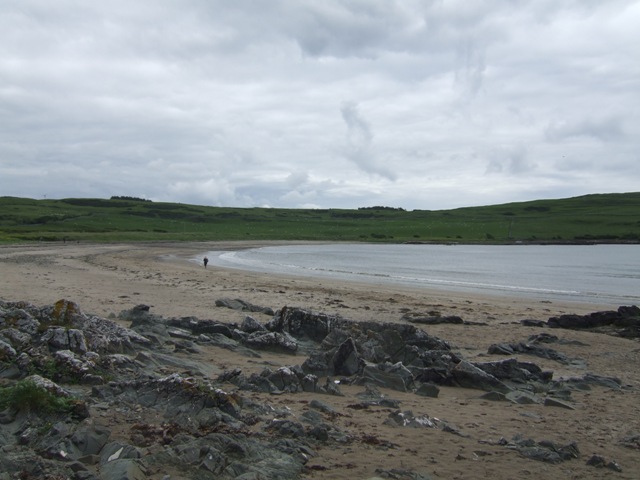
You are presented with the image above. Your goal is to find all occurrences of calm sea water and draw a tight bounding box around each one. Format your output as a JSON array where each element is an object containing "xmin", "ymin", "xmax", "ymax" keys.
[{"xmin": 201, "ymin": 244, "xmax": 639, "ymax": 306}]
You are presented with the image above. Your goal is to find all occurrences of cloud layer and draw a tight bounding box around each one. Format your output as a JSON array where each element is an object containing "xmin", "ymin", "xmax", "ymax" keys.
[{"xmin": 1, "ymin": 1, "xmax": 638, "ymax": 209}]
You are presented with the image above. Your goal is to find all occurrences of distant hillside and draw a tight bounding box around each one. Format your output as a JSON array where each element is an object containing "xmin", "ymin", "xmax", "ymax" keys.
[{"xmin": 0, "ymin": 193, "xmax": 638, "ymax": 244}]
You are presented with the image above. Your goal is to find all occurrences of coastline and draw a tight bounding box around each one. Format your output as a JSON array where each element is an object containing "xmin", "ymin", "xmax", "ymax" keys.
[
  {"xmin": 1, "ymin": 241, "xmax": 639, "ymax": 479},
  {"xmin": 0, "ymin": 241, "xmax": 614, "ymax": 322}
]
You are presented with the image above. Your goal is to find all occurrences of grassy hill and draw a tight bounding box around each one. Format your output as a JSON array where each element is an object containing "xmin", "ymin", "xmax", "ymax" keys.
[{"xmin": 0, "ymin": 193, "xmax": 638, "ymax": 244}]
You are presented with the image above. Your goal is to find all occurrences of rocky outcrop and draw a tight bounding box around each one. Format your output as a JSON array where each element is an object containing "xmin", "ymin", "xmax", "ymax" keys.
[
  {"xmin": 1, "ymin": 298, "xmax": 634, "ymax": 479},
  {"xmin": 548, "ymin": 305, "xmax": 640, "ymax": 337}
]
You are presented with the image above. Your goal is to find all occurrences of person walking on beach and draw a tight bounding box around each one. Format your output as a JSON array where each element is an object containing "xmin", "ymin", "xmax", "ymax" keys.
[{"xmin": 203, "ymin": 256, "xmax": 209, "ymax": 268}]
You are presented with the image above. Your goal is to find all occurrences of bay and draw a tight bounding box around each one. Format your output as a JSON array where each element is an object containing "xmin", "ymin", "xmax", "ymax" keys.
[{"xmin": 202, "ymin": 243, "xmax": 639, "ymax": 306}]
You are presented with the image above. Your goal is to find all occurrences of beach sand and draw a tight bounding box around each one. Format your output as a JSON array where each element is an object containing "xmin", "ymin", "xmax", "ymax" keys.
[{"xmin": 1, "ymin": 241, "xmax": 639, "ymax": 479}]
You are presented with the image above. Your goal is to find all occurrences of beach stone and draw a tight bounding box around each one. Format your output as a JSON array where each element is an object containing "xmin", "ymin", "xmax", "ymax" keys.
[
  {"xmin": 0, "ymin": 339, "xmax": 17, "ymax": 359},
  {"xmin": 415, "ymin": 383, "xmax": 440, "ymax": 398},
  {"xmin": 451, "ymin": 361, "xmax": 511, "ymax": 393},
  {"xmin": 475, "ymin": 358, "xmax": 552, "ymax": 384},
  {"xmin": 385, "ymin": 410, "xmax": 437, "ymax": 429},
  {"xmin": 511, "ymin": 436, "xmax": 580, "ymax": 464},
  {"xmin": 243, "ymin": 331, "xmax": 298, "ymax": 353},
  {"xmin": 479, "ymin": 391, "xmax": 511, "ymax": 402},
  {"xmin": 41, "ymin": 327, "xmax": 88, "ymax": 354},
  {"xmin": 268, "ymin": 306, "xmax": 339, "ymax": 341},
  {"xmin": 70, "ymin": 426, "xmax": 111, "ymax": 457},
  {"xmin": 506, "ymin": 391, "xmax": 539, "ymax": 404},
  {"xmin": 100, "ymin": 458, "xmax": 147, "ymax": 480},
  {"xmin": 241, "ymin": 315, "xmax": 266, "ymax": 333},
  {"xmin": 331, "ymin": 337, "xmax": 361, "ymax": 376},
  {"xmin": 359, "ymin": 364, "xmax": 408, "ymax": 392},
  {"xmin": 267, "ymin": 366, "xmax": 301, "ymax": 392}
]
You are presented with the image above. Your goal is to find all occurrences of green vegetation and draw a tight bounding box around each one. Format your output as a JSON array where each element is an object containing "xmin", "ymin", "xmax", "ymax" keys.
[
  {"xmin": 0, "ymin": 193, "xmax": 638, "ymax": 244},
  {"xmin": 0, "ymin": 379, "xmax": 74, "ymax": 413}
]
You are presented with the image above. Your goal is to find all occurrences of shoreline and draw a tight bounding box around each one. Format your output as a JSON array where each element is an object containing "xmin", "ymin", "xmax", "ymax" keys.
[
  {"xmin": 1, "ymin": 241, "xmax": 639, "ymax": 479},
  {"xmin": 0, "ymin": 240, "xmax": 617, "ymax": 322}
]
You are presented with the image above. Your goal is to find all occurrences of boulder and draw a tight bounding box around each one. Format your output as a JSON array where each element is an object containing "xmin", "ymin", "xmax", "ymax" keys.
[
  {"xmin": 331, "ymin": 337, "xmax": 361, "ymax": 376},
  {"xmin": 243, "ymin": 331, "xmax": 298, "ymax": 353},
  {"xmin": 240, "ymin": 315, "xmax": 266, "ymax": 333},
  {"xmin": 451, "ymin": 361, "xmax": 511, "ymax": 393}
]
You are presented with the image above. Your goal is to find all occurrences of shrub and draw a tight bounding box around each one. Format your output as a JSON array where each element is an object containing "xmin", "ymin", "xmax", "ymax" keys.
[{"xmin": 0, "ymin": 380, "xmax": 73, "ymax": 413}]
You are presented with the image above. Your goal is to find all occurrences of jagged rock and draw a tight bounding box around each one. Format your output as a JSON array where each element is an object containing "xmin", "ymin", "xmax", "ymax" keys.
[
  {"xmin": 506, "ymin": 391, "xmax": 539, "ymax": 404},
  {"xmin": 562, "ymin": 373, "xmax": 622, "ymax": 391},
  {"xmin": 243, "ymin": 331, "xmax": 298, "ymax": 353},
  {"xmin": 51, "ymin": 350, "xmax": 102, "ymax": 384},
  {"xmin": 358, "ymin": 364, "xmax": 409, "ymax": 392},
  {"xmin": 384, "ymin": 410, "xmax": 437, "ymax": 428},
  {"xmin": 70, "ymin": 426, "xmax": 111, "ymax": 458},
  {"xmin": 25, "ymin": 374, "xmax": 72, "ymax": 398},
  {"xmin": 586, "ymin": 454, "xmax": 619, "ymax": 470},
  {"xmin": 267, "ymin": 366, "xmax": 302, "ymax": 392},
  {"xmin": 548, "ymin": 305, "xmax": 640, "ymax": 337},
  {"xmin": 0, "ymin": 338, "xmax": 17, "ymax": 359},
  {"xmin": 331, "ymin": 337, "xmax": 360, "ymax": 376},
  {"xmin": 488, "ymin": 341, "xmax": 571, "ymax": 364},
  {"xmin": 507, "ymin": 435, "xmax": 580, "ymax": 464},
  {"xmin": 268, "ymin": 306, "xmax": 340, "ymax": 341},
  {"xmin": 100, "ymin": 458, "xmax": 147, "ymax": 480},
  {"xmin": 488, "ymin": 343, "xmax": 515, "ymax": 355},
  {"xmin": 0, "ymin": 327, "xmax": 31, "ymax": 349},
  {"xmin": 240, "ymin": 315, "xmax": 266, "ymax": 333},
  {"xmin": 474, "ymin": 358, "xmax": 553, "ymax": 385},
  {"xmin": 354, "ymin": 384, "xmax": 400, "ymax": 408},
  {"xmin": 1, "ymin": 298, "xmax": 632, "ymax": 480},
  {"xmin": 40, "ymin": 327, "xmax": 88, "ymax": 354},
  {"xmin": 528, "ymin": 332, "xmax": 559, "ymax": 343},
  {"xmin": 451, "ymin": 361, "xmax": 511, "ymax": 393}
]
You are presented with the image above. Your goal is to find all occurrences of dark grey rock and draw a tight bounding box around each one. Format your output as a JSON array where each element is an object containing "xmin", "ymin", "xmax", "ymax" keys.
[
  {"xmin": 240, "ymin": 316, "xmax": 266, "ymax": 333},
  {"xmin": 359, "ymin": 364, "xmax": 408, "ymax": 392},
  {"xmin": 331, "ymin": 337, "xmax": 360, "ymax": 376},
  {"xmin": 451, "ymin": 361, "xmax": 511, "ymax": 393},
  {"xmin": 99, "ymin": 458, "xmax": 147, "ymax": 480},
  {"xmin": 415, "ymin": 383, "xmax": 440, "ymax": 398},
  {"xmin": 243, "ymin": 331, "xmax": 298, "ymax": 353},
  {"xmin": 215, "ymin": 298, "xmax": 274, "ymax": 315}
]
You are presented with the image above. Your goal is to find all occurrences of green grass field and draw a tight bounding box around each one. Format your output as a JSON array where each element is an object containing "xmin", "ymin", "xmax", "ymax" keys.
[{"xmin": 1, "ymin": 193, "xmax": 639, "ymax": 244}]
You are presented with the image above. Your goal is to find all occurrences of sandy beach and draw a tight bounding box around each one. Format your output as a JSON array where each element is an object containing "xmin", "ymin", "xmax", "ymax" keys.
[{"xmin": 1, "ymin": 241, "xmax": 639, "ymax": 479}]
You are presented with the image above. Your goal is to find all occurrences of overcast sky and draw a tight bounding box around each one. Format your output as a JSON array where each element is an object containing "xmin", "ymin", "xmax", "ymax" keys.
[{"xmin": 1, "ymin": 1, "xmax": 638, "ymax": 210}]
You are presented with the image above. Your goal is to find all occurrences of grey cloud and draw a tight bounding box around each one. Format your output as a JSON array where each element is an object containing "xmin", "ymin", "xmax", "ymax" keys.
[
  {"xmin": 485, "ymin": 145, "xmax": 535, "ymax": 175},
  {"xmin": 544, "ymin": 117, "xmax": 625, "ymax": 143},
  {"xmin": 340, "ymin": 102, "xmax": 396, "ymax": 181},
  {"xmin": 0, "ymin": 1, "xmax": 638, "ymax": 210}
]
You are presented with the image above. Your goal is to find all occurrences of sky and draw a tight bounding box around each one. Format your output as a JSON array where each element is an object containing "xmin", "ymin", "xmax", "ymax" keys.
[{"xmin": 1, "ymin": 1, "xmax": 639, "ymax": 211}]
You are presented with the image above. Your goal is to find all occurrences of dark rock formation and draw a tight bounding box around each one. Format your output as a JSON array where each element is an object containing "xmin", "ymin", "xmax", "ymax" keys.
[
  {"xmin": 548, "ymin": 305, "xmax": 640, "ymax": 337},
  {"xmin": 1, "ymin": 298, "xmax": 633, "ymax": 479}
]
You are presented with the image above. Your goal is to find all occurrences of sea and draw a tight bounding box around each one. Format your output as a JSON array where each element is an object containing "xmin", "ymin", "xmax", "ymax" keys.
[{"xmin": 198, "ymin": 243, "xmax": 639, "ymax": 307}]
